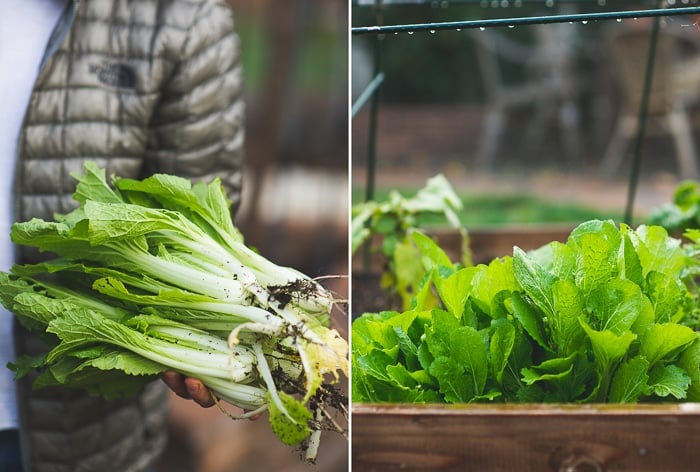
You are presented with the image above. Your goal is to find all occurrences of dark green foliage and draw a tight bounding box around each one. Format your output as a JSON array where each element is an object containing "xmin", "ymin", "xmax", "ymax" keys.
[{"xmin": 353, "ymin": 220, "xmax": 700, "ymax": 404}]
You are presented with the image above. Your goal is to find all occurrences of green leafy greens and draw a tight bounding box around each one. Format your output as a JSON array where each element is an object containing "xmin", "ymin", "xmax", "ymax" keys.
[
  {"xmin": 648, "ymin": 180, "xmax": 700, "ymax": 234},
  {"xmin": 353, "ymin": 220, "xmax": 700, "ymax": 404},
  {"xmin": 352, "ymin": 174, "xmax": 472, "ymax": 311},
  {"xmin": 1, "ymin": 162, "xmax": 348, "ymax": 462}
]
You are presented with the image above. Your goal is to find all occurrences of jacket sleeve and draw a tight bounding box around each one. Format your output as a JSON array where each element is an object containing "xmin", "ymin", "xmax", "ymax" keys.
[{"xmin": 145, "ymin": 0, "xmax": 245, "ymax": 215}]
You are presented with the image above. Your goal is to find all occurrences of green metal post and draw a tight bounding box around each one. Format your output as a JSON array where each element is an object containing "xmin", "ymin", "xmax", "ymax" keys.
[
  {"xmin": 623, "ymin": 11, "xmax": 661, "ymax": 225},
  {"xmin": 361, "ymin": 1, "xmax": 385, "ymax": 270},
  {"xmin": 365, "ymin": 2, "xmax": 384, "ymax": 205}
]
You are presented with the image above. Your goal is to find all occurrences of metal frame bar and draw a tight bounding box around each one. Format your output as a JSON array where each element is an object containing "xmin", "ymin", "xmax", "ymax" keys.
[
  {"xmin": 624, "ymin": 13, "xmax": 662, "ymax": 224},
  {"xmin": 352, "ymin": 6, "xmax": 700, "ymax": 34}
]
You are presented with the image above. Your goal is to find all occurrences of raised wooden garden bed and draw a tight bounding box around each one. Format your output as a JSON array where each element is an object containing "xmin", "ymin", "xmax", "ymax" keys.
[{"xmin": 352, "ymin": 403, "xmax": 700, "ymax": 471}]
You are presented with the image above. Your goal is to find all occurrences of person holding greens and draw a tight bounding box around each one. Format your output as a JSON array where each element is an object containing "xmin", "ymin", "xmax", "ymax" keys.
[{"xmin": 0, "ymin": 1, "xmax": 244, "ymax": 470}]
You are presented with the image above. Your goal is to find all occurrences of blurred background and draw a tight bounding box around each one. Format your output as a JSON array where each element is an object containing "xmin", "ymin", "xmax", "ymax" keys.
[
  {"xmin": 352, "ymin": 0, "xmax": 700, "ymax": 235},
  {"xmin": 156, "ymin": 1, "xmax": 349, "ymax": 471}
]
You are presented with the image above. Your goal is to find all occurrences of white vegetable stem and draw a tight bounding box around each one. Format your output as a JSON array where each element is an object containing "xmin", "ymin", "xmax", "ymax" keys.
[{"xmin": 253, "ymin": 342, "xmax": 295, "ymax": 423}]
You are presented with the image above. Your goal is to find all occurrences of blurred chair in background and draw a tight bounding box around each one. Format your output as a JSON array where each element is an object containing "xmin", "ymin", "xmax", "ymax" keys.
[
  {"xmin": 470, "ymin": 20, "xmax": 583, "ymax": 170},
  {"xmin": 599, "ymin": 19, "xmax": 700, "ymax": 179}
]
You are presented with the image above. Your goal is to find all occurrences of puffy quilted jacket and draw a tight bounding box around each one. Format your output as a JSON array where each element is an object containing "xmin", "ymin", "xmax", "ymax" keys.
[{"xmin": 13, "ymin": 0, "xmax": 244, "ymax": 470}]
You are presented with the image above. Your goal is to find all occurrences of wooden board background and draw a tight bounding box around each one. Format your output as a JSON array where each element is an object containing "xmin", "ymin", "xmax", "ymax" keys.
[
  {"xmin": 352, "ymin": 224, "xmax": 575, "ymax": 272},
  {"xmin": 352, "ymin": 403, "xmax": 700, "ymax": 471}
]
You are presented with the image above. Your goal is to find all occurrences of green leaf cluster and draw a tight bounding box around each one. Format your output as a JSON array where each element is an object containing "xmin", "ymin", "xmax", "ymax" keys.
[
  {"xmin": 1, "ymin": 162, "xmax": 348, "ymax": 461},
  {"xmin": 353, "ymin": 220, "xmax": 700, "ymax": 404},
  {"xmin": 648, "ymin": 180, "xmax": 700, "ymax": 234},
  {"xmin": 352, "ymin": 174, "xmax": 471, "ymax": 310}
]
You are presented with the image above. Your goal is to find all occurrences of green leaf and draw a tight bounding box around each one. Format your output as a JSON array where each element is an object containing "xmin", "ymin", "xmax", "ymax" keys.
[
  {"xmin": 632, "ymin": 225, "xmax": 685, "ymax": 277},
  {"xmin": 428, "ymin": 356, "xmax": 472, "ymax": 403},
  {"xmin": 386, "ymin": 363, "xmax": 419, "ymax": 389},
  {"xmin": 350, "ymin": 362, "xmax": 383, "ymax": 403},
  {"xmin": 351, "ymin": 350, "xmax": 434, "ymax": 403},
  {"xmin": 608, "ymin": 355, "xmax": 650, "ymax": 403},
  {"xmin": 393, "ymin": 325, "xmax": 418, "ymax": 359},
  {"xmin": 497, "ymin": 323, "xmax": 534, "ymax": 399},
  {"xmin": 673, "ymin": 180, "xmax": 700, "ymax": 209},
  {"xmin": 115, "ymin": 173, "xmax": 238, "ymax": 241},
  {"xmin": 351, "ymin": 310, "xmax": 416, "ymax": 356},
  {"xmin": 513, "ymin": 246, "xmax": 555, "ymax": 319},
  {"xmin": 424, "ymin": 309, "xmax": 463, "ymax": 359},
  {"xmin": 267, "ymin": 391, "xmax": 312, "ymax": 446},
  {"xmin": 580, "ymin": 318, "xmax": 637, "ymax": 402},
  {"xmin": 449, "ymin": 326, "xmax": 488, "ymax": 397},
  {"xmin": 408, "ymin": 369, "xmax": 438, "ymax": 388},
  {"xmin": 472, "ymin": 257, "xmax": 517, "ymax": 318},
  {"xmin": 568, "ymin": 220, "xmax": 621, "ymax": 249},
  {"xmin": 644, "ymin": 271, "xmax": 688, "ymax": 324},
  {"xmin": 521, "ymin": 354, "xmax": 576, "ymax": 386},
  {"xmin": 350, "ymin": 205, "xmax": 375, "ymax": 254},
  {"xmin": 679, "ymin": 340, "xmax": 700, "ymax": 401},
  {"xmin": 648, "ymin": 204, "xmax": 689, "ymax": 232},
  {"xmin": 526, "ymin": 241, "xmax": 576, "ymax": 283},
  {"xmin": 550, "ymin": 279, "xmax": 585, "ymax": 356},
  {"xmin": 580, "ymin": 320, "xmax": 636, "ymax": 374},
  {"xmin": 83, "ymin": 201, "xmax": 182, "ymax": 245},
  {"xmin": 7, "ymin": 354, "xmax": 48, "ymax": 380},
  {"xmin": 55, "ymin": 347, "xmax": 164, "ymax": 399},
  {"xmin": 510, "ymin": 292, "xmax": 551, "ymax": 353},
  {"xmin": 77, "ymin": 346, "xmax": 166, "ymax": 376},
  {"xmin": 647, "ymin": 364, "xmax": 691, "ymax": 399},
  {"xmin": 434, "ymin": 266, "xmax": 475, "ymax": 320},
  {"xmin": 574, "ymin": 231, "xmax": 619, "ymax": 298},
  {"xmin": 416, "ymin": 339, "xmax": 434, "ymax": 372},
  {"xmin": 401, "ymin": 174, "xmax": 464, "ymax": 229},
  {"xmin": 393, "ymin": 237, "xmax": 424, "ymax": 295},
  {"xmin": 11, "ymin": 292, "xmax": 83, "ymax": 327},
  {"xmin": 353, "ymin": 349, "xmax": 399, "ymax": 386},
  {"xmin": 70, "ymin": 161, "xmax": 125, "ymax": 205},
  {"xmin": 631, "ymin": 294, "xmax": 656, "ymax": 336},
  {"xmin": 586, "ymin": 279, "xmax": 642, "ymax": 335},
  {"xmin": 11, "ymin": 218, "xmax": 90, "ymax": 260},
  {"xmin": 617, "ymin": 230, "xmax": 644, "ymax": 287},
  {"xmin": 35, "ymin": 356, "xmax": 156, "ymax": 399},
  {"xmin": 490, "ymin": 321, "xmax": 515, "ymax": 384},
  {"xmin": 425, "ymin": 322, "xmax": 489, "ymax": 403},
  {"xmin": 410, "ymin": 230, "xmax": 454, "ymax": 272},
  {"xmin": 640, "ymin": 323, "xmax": 698, "ymax": 367}
]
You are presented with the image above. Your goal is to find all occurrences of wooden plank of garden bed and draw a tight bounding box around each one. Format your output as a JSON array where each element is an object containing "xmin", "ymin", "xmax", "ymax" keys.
[
  {"xmin": 464, "ymin": 224, "xmax": 575, "ymax": 264},
  {"xmin": 352, "ymin": 224, "xmax": 575, "ymax": 272},
  {"xmin": 352, "ymin": 403, "xmax": 700, "ymax": 471}
]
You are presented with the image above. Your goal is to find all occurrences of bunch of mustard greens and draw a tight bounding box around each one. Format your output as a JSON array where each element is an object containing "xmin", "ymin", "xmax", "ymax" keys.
[{"xmin": 0, "ymin": 162, "xmax": 348, "ymax": 462}]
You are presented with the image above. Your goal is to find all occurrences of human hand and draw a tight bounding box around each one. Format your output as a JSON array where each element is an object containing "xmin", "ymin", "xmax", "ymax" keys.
[
  {"xmin": 161, "ymin": 371, "xmax": 216, "ymax": 408},
  {"xmin": 161, "ymin": 371, "xmax": 262, "ymax": 419}
]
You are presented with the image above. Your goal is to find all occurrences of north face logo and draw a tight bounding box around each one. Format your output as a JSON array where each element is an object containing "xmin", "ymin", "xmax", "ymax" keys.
[{"xmin": 89, "ymin": 62, "xmax": 136, "ymax": 88}]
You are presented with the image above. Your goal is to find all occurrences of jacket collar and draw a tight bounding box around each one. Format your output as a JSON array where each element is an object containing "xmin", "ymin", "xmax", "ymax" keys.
[{"xmin": 40, "ymin": 0, "xmax": 79, "ymax": 70}]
